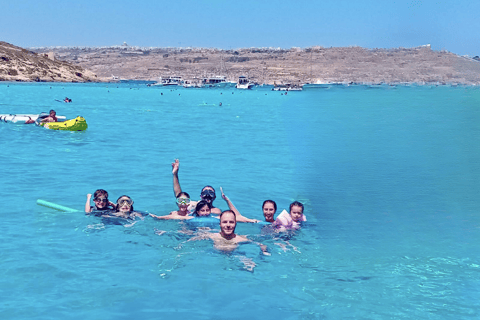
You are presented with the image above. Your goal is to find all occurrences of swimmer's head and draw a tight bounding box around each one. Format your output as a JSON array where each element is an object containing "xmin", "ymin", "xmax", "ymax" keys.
[
  {"xmin": 262, "ymin": 200, "xmax": 277, "ymax": 222},
  {"xmin": 93, "ymin": 189, "xmax": 109, "ymax": 209},
  {"xmin": 219, "ymin": 210, "xmax": 237, "ymax": 238},
  {"xmin": 194, "ymin": 200, "xmax": 212, "ymax": 217},
  {"xmin": 200, "ymin": 186, "xmax": 216, "ymax": 203},
  {"xmin": 49, "ymin": 109, "xmax": 56, "ymax": 116},
  {"xmin": 116, "ymin": 195, "xmax": 134, "ymax": 213},
  {"xmin": 289, "ymin": 201, "xmax": 304, "ymax": 222},
  {"xmin": 176, "ymin": 192, "xmax": 191, "ymax": 208}
]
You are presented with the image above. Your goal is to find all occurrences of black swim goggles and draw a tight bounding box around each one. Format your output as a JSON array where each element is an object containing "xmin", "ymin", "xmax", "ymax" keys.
[
  {"xmin": 200, "ymin": 189, "xmax": 216, "ymax": 200},
  {"xmin": 94, "ymin": 197, "xmax": 108, "ymax": 203}
]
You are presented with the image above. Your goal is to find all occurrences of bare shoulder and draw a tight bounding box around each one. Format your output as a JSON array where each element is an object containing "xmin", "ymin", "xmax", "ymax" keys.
[{"xmin": 211, "ymin": 207, "xmax": 222, "ymax": 214}]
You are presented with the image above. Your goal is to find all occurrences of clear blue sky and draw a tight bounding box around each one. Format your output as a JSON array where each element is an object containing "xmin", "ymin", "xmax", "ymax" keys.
[{"xmin": 2, "ymin": 0, "xmax": 479, "ymax": 56}]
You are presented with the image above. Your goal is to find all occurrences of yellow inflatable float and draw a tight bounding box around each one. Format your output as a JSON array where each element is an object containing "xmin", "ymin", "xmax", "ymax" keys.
[{"xmin": 42, "ymin": 116, "xmax": 88, "ymax": 131}]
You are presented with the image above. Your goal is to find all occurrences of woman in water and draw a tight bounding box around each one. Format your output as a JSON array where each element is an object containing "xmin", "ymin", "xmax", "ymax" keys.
[
  {"xmin": 150, "ymin": 192, "xmax": 194, "ymax": 220},
  {"xmin": 262, "ymin": 200, "xmax": 277, "ymax": 223}
]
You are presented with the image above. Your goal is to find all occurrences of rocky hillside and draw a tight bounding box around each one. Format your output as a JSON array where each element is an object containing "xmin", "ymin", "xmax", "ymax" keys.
[
  {"xmin": 0, "ymin": 41, "xmax": 104, "ymax": 82},
  {"xmin": 31, "ymin": 44, "xmax": 480, "ymax": 85}
]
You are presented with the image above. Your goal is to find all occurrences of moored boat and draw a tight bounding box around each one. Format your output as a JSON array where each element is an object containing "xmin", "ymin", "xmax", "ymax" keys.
[
  {"xmin": 149, "ymin": 76, "xmax": 183, "ymax": 86},
  {"xmin": 202, "ymin": 76, "xmax": 235, "ymax": 88},
  {"xmin": 236, "ymin": 76, "xmax": 254, "ymax": 89}
]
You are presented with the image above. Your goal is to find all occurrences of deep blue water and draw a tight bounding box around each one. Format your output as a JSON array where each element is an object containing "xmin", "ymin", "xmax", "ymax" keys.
[{"xmin": 0, "ymin": 82, "xmax": 479, "ymax": 319}]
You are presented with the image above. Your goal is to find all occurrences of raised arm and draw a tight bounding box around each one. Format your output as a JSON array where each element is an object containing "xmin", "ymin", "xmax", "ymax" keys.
[
  {"xmin": 85, "ymin": 194, "xmax": 92, "ymax": 213},
  {"xmin": 172, "ymin": 159, "xmax": 182, "ymax": 197},
  {"xmin": 220, "ymin": 187, "xmax": 259, "ymax": 223}
]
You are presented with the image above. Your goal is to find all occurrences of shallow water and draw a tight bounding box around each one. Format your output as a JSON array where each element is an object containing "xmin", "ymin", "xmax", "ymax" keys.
[{"xmin": 0, "ymin": 82, "xmax": 479, "ymax": 319}]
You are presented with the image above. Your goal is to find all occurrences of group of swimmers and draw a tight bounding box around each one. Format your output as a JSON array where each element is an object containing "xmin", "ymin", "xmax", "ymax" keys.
[{"xmin": 84, "ymin": 159, "xmax": 307, "ymax": 253}]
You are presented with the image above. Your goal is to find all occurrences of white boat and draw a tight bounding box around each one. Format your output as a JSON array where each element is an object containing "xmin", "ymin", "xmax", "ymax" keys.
[
  {"xmin": 150, "ymin": 76, "xmax": 183, "ymax": 86},
  {"xmin": 236, "ymin": 76, "xmax": 254, "ymax": 89},
  {"xmin": 0, "ymin": 113, "xmax": 67, "ymax": 124},
  {"xmin": 183, "ymin": 79, "xmax": 203, "ymax": 88},
  {"xmin": 202, "ymin": 76, "xmax": 235, "ymax": 88}
]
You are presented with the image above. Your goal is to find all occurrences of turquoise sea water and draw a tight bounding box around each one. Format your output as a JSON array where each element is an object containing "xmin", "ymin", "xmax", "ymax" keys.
[{"xmin": 1, "ymin": 82, "xmax": 479, "ymax": 319}]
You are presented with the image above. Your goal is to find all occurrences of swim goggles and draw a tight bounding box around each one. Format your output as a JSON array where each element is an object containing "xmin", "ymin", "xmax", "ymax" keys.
[
  {"xmin": 176, "ymin": 198, "xmax": 191, "ymax": 205},
  {"xmin": 200, "ymin": 189, "xmax": 215, "ymax": 199},
  {"xmin": 94, "ymin": 198, "xmax": 108, "ymax": 203},
  {"xmin": 117, "ymin": 198, "xmax": 133, "ymax": 206}
]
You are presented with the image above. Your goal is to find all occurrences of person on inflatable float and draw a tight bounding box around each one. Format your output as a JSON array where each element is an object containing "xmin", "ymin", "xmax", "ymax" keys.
[{"xmin": 40, "ymin": 110, "xmax": 58, "ymax": 123}]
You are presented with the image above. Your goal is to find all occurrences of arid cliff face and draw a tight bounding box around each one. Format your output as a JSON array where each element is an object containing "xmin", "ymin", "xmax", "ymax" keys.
[
  {"xmin": 4, "ymin": 41, "xmax": 480, "ymax": 84},
  {"xmin": 0, "ymin": 41, "xmax": 104, "ymax": 82}
]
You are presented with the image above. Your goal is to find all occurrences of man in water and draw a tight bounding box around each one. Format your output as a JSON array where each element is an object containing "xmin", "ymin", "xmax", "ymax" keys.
[
  {"xmin": 191, "ymin": 210, "xmax": 269, "ymax": 254},
  {"xmin": 172, "ymin": 159, "xmax": 222, "ymax": 214}
]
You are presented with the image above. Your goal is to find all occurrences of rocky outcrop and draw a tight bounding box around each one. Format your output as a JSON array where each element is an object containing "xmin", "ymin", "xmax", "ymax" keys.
[{"xmin": 0, "ymin": 41, "xmax": 105, "ymax": 82}]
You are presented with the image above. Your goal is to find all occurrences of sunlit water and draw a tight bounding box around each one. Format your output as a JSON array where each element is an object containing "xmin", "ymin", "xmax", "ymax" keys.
[{"xmin": 1, "ymin": 82, "xmax": 479, "ymax": 319}]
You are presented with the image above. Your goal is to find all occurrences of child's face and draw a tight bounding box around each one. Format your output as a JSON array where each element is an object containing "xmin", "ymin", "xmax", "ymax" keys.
[
  {"xmin": 290, "ymin": 205, "xmax": 303, "ymax": 222},
  {"xmin": 94, "ymin": 196, "xmax": 108, "ymax": 209},
  {"xmin": 197, "ymin": 205, "xmax": 211, "ymax": 216}
]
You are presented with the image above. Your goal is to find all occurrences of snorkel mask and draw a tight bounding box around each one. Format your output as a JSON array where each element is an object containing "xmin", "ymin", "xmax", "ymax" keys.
[{"xmin": 200, "ymin": 189, "xmax": 216, "ymax": 201}]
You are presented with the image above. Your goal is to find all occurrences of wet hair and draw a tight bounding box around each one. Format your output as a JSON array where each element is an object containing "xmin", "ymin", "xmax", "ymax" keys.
[
  {"xmin": 93, "ymin": 189, "xmax": 108, "ymax": 199},
  {"xmin": 201, "ymin": 185, "xmax": 215, "ymax": 193},
  {"xmin": 176, "ymin": 192, "xmax": 190, "ymax": 199},
  {"xmin": 262, "ymin": 200, "xmax": 277, "ymax": 212},
  {"xmin": 194, "ymin": 200, "xmax": 212, "ymax": 217},
  {"xmin": 220, "ymin": 210, "xmax": 236, "ymax": 220},
  {"xmin": 116, "ymin": 195, "xmax": 134, "ymax": 212},
  {"xmin": 289, "ymin": 201, "xmax": 304, "ymax": 213},
  {"xmin": 49, "ymin": 109, "xmax": 56, "ymax": 114}
]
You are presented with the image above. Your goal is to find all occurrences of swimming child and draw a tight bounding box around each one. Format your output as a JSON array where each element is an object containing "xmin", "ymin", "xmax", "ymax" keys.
[
  {"xmin": 85, "ymin": 189, "xmax": 116, "ymax": 213},
  {"xmin": 150, "ymin": 192, "xmax": 194, "ymax": 220},
  {"xmin": 273, "ymin": 201, "xmax": 307, "ymax": 230},
  {"xmin": 113, "ymin": 195, "xmax": 143, "ymax": 219},
  {"xmin": 192, "ymin": 200, "xmax": 217, "ymax": 218}
]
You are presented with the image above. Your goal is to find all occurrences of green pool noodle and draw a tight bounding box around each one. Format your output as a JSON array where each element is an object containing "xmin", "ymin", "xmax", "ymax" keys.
[{"xmin": 37, "ymin": 199, "xmax": 79, "ymax": 212}]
